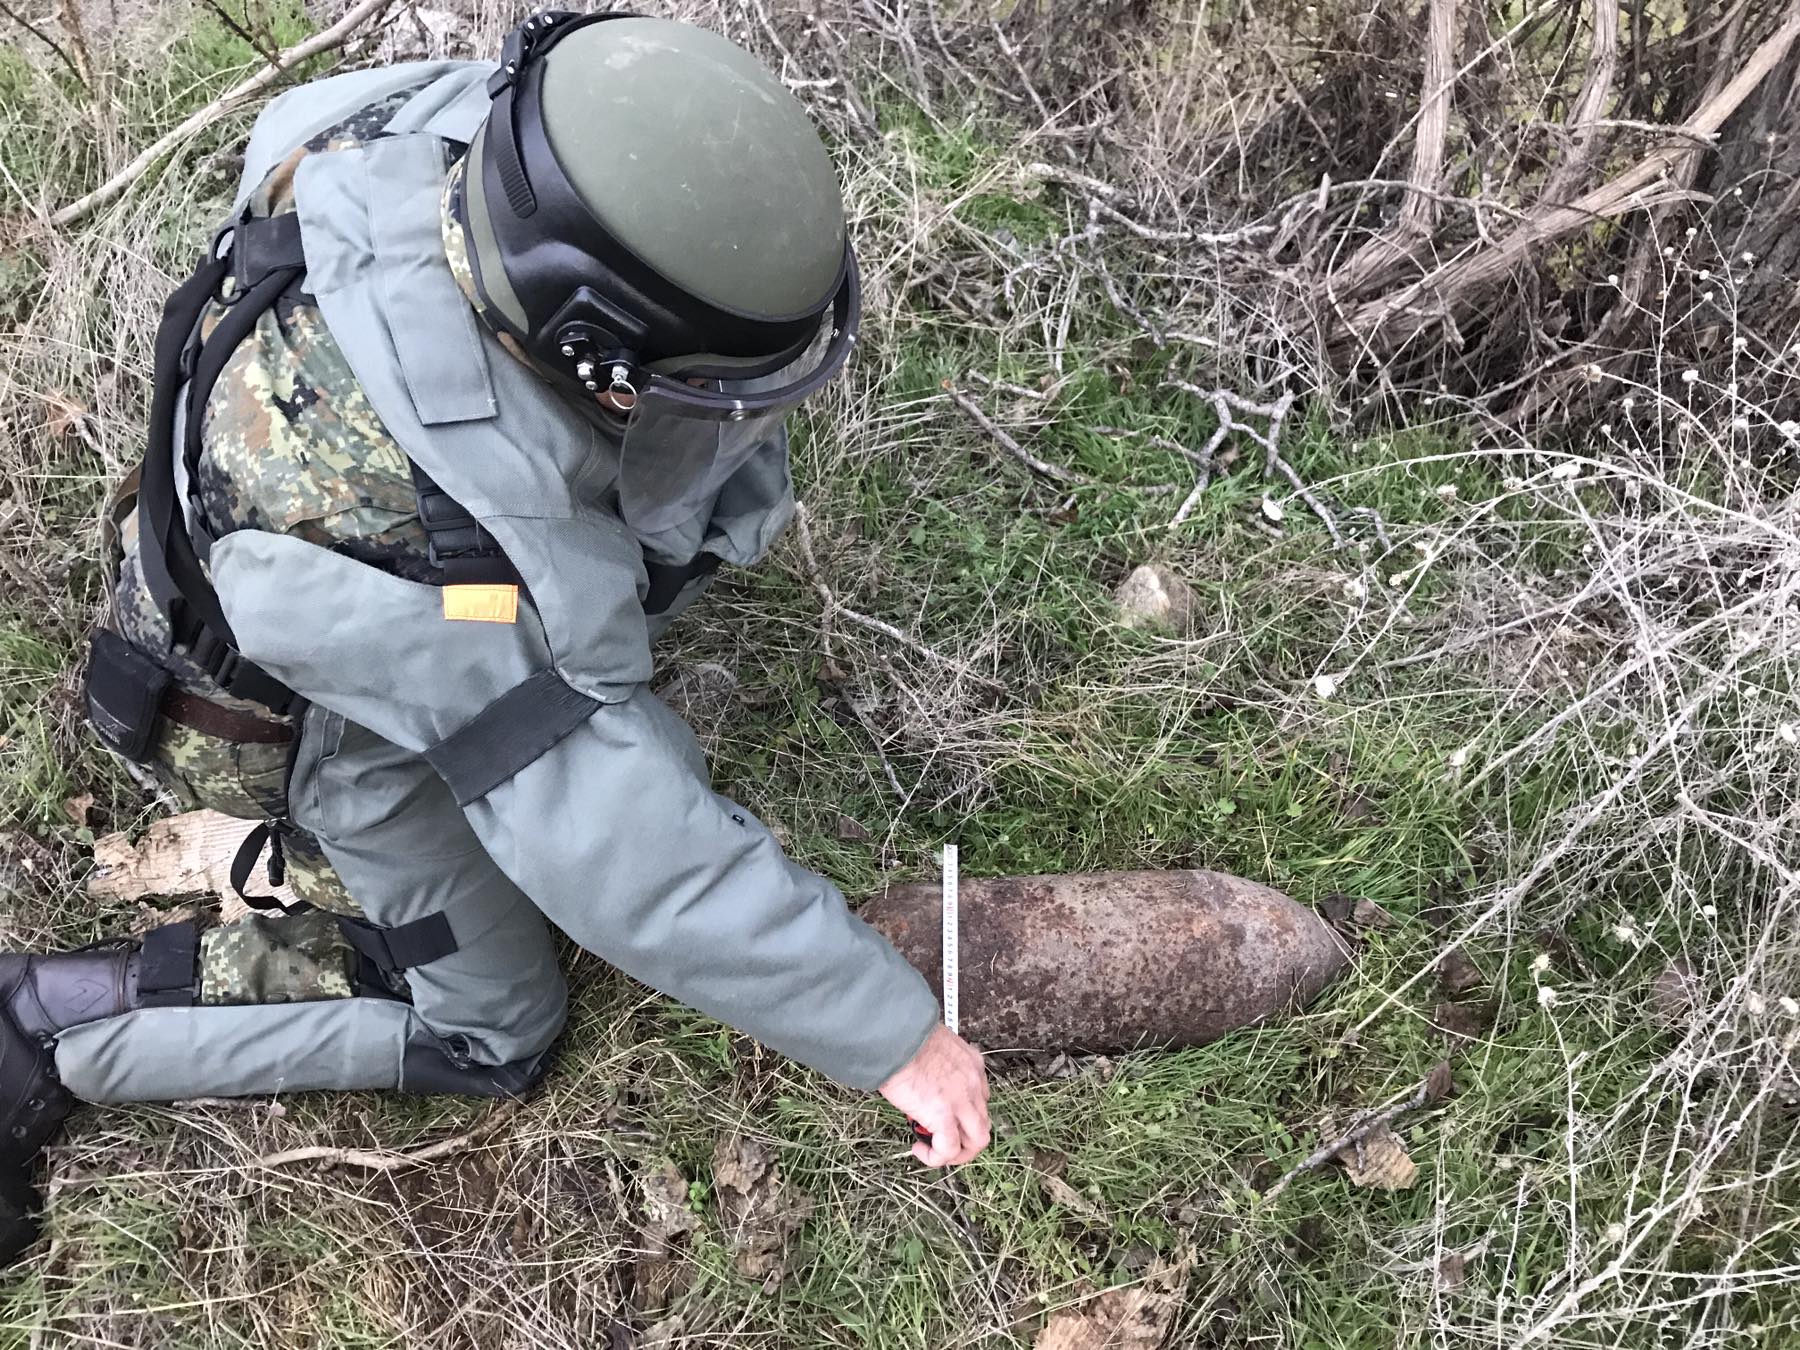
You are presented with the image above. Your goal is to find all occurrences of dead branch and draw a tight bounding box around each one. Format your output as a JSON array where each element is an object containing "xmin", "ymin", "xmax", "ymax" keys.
[
  {"xmin": 256, "ymin": 1101, "xmax": 518, "ymax": 1171},
  {"xmin": 1539, "ymin": 0, "xmax": 1623, "ymax": 206},
  {"xmin": 944, "ymin": 385, "xmax": 1093, "ymax": 485},
  {"xmin": 0, "ymin": 0, "xmax": 87, "ymax": 89},
  {"xmin": 50, "ymin": 0, "xmax": 400, "ymax": 227},
  {"xmin": 791, "ymin": 501, "xmax": 1007, "ymax": 698},
  {"xmin": 1329, "ymin": 0, "xmax": 1460, "ymax": 298},
  {"xmin": 1338, "ymin": 10, "xmax": 1800, "ymax": 355},
  {"xmin": 1259, "ymin": 1064, "xmax": 1451, "ymax": 1203}
]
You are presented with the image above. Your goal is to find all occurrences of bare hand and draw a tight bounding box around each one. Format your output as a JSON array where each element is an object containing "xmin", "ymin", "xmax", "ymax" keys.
[{"xmin": 879, "ymin": 1023, "xmax": 990, "ymax": 1167}]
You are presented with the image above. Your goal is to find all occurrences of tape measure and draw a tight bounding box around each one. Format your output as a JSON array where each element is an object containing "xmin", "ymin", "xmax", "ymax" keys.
[
  {"xmin": 940, "ymin": 843, "xmax": 960, "ymax": 1036},
  {"xmin": 906, "ymin": 843, "xmax": 961, "ymax": 1150}
]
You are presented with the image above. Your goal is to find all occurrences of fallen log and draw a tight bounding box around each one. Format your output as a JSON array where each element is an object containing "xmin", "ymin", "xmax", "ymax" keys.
[{"xmin": 863, "ymin": 869, "xmax": 1350, "ymax": 1051}]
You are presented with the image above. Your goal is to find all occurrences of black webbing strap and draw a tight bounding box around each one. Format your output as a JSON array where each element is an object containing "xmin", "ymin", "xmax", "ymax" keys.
[
  {"xmin": 424, "ymin": 669, "xmax": 603, "ymax": 806},
  {"xmin": 229, "ymin": 821, "xmax": 460, "ymax": 974},
  {"xmin": 335, "ymin": 913, "xmax": 459, "ymax": 973},
  {"xmin": 230, "ymin": 820, "xmax": 301, "ymax": 913},
  {"xmin": 408, "ymin": 460, "xmax": 523, "ymax": 587},
  {"xmin": 137, "ymin": 921, "xmax": 200, "ymax": 1007},
  {"xmin": 643, "ymin": 553, "xmax": 722, "ymax": 616},
  {"xmin": 140, "ymin": 215, "xmax": 308, "ymax": 716}
]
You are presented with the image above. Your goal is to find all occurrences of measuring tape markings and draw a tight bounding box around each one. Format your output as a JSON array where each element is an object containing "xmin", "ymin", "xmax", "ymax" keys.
[{"xmin": 941, "ymin": 843, "xmax": 960, "ymax": 1037}]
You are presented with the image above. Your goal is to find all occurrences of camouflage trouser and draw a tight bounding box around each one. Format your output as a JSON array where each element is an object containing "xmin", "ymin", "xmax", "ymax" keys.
[
  {"xmin": 153, "ymin": 717, "xmax": 363, "ymax": 1006},
  {"xmin": 199, "ymin": 910, "xmax": 353, "ymax": 1004}
]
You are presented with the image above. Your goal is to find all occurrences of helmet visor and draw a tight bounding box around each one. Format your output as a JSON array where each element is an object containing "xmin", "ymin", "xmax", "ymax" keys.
[{"xmin": 616, "ymin": 265, "xmax": 859, "ymax": 534}]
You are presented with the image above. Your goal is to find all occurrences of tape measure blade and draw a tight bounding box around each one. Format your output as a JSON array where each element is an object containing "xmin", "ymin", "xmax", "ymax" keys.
[{"xmin": 941, "ymin": 844, "xmax": 960, "ymax": 1037}]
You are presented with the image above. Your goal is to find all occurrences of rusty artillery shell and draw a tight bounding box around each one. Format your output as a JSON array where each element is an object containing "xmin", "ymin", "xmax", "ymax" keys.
[{"xmin": 862, "ymin": 870, "xmax": 1350, "ymax": 1052}]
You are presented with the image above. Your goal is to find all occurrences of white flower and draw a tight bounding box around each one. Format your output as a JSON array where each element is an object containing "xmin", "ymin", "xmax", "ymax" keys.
[
  {"xmin": 1733, "ymin": 417, "xmax": 1751, "ymax": 433},
  {"xmin": 1621, "ymin": 397, "xmax": 1636, "ymax": 411},
  {"xmin": 1778, "ymin": 421, "xmax": 1799, "ymax": 441},
  {"xmin": 1388, "ymin": 571, "xmax": 1410, "ymax": 588},
  {"xmin": 1531, "ymin": 952, "xmax": 1552, "ymax": 973},
  {"xmin": 1312, "ymin": 673, "xmax": 1338, "ymax": 699},
  {"xmin": 1448, "ymin": 745, "xmax": 1470, "ymax": 769},
  {"xmin": 1749, "ymin": 992, "xmax": 1768, "ymax": 1016},
  {"xmin": 1701, "ymin": 904, "xmax": 1718, "ymax": 919},
  {"xmin": 1436, "ymin": 483, "xmax": 1458, "ymax": 499},
  {"xmin": 1343, "ymin": 577, "xmax": 1368, "ymax": 600},
  {"xmin": 1503, "ymin": 476, "xmax": 1525, "ymax": 490},
  {"xmin": 1605, "ymin": 1222, "xmax": 1627, "ymax": 1243},
  {"xmin": 1777, "ymin": 723, "xmax": 1798, "ymax": 745},
  {"xmin": 1686, "ymin": 227, "xmax": 1698, "ymax": 239},
  {"xmin": 1551, "ymin": 461, "xmax": 1582, "ymax": 480},
  {"xmin": 1681, "ymin": 369, "xmax": 1700, "ymax": 384},
  {"xmin": 1699, "ymin": 269, "xmax": 1712, "ymax": 282},
  {"xmin": 1606, "ymin": 274, "xmax": 1620, "ymax": 285},
  {"xmin": 1742, "ymin": 252, "xmax": 1757, "ymax": 265},
  {"xmin": 1733, "ymin": 336, "xmax": 1749, "ymax": 351},
  {"xmin": 1781, "ymin": 997, "xmax": 1799, "ymax": 1017},
  {"xmin": 1609, "ymin": 921, "xmax": 1639, "ymax": 946},
  {"xmin": 1663, "ymin": 246, "xmax": 1676, "ymax": 259},
  {"xmin": 1260, "ymin": 495, "xmax": 1285, "ymax": 523},
  {"xmin": 1537, "ymin": 985, "xmax": 1560, "ymax": 1008}
]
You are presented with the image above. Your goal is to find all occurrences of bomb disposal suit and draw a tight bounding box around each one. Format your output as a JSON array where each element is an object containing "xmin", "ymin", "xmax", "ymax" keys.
[{"xmin": 0, "ymin": 13, "xmax": 976, "ymax": 1261}]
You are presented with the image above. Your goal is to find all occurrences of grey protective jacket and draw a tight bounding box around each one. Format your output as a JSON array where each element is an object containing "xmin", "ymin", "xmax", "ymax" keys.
[{"xmin": 88, "ymin": 61, "xmax": 939, "ymax": 1092}]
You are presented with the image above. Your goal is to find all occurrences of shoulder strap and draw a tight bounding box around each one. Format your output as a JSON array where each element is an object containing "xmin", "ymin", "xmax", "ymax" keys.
[{"xmin": 139, "ymin": 217, "xmax": 304, "ymax": 714}]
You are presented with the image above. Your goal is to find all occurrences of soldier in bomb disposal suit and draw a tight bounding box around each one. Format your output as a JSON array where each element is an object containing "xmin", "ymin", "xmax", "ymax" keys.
[{"xmin": 0, "ymin": 12, "xmax": 989, "ymax": 1261}]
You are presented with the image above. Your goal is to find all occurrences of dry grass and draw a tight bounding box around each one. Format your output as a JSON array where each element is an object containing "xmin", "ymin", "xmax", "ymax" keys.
[{"xmin": 1, "ymin": 2, "xmax": 1798, "ymax": 1346}]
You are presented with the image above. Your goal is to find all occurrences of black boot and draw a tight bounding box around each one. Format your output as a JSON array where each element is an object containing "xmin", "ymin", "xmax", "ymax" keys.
[{"xmin": 0, "ymin": 945, "xmax": 138, "ymax": 1265}]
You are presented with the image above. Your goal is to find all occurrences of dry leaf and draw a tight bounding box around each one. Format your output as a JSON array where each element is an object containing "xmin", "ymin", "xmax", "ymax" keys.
[
  {"xmin": 635, "ymin": 1160, "xmax": 698, "ymax": 1313},
  {"xmin": 1033, "ymin": 1247, "xmax": 1194, "ymax": 1350},
  {"xmin": 1337, "ymin": 1124, "xmax": 1417, "ymax": 1190},
  {"xmin": 712, "ymin": 1134, "xmax": 812, "ymax": 1287},
  {"xmin": 43, "ymin": 391, "xmax": 88, "ymax": 441},
  {"xmin": 1436, "ymin": 947, "xmax": 1485, "ymax": 996},
  {"xmin": 1037, "ymin": 1171, "xmax": 1107, "ymax": 1224},
  {"xmin": 1436, "ymin": 1250, "xmax": 1466, "ymax": 1290},
  {"xmin": 87, "ymin": 810, "xmax": 301, "ymax": 909},
  {"xmin": 1431, "ymin": 1000, "xmax": 1496, "ymax": 1041},
  {"xmin": 1650, "ymin": 955, "xmax": 1699, "ymax": 1028},
  {"xmin": 1351, "ymin": 898, "xmax": 1396, "ymax": 931},
  {"xmin": 835, "ymin": 814, "xmax": 873, "ymax": 843},
  {"xmin": 1423, "ymin": 1060, "xmax": 1457, "ymax": 1103},
  {"xmin": 62, "ymin": 793, "xmax": 94, "ymax": 827}
]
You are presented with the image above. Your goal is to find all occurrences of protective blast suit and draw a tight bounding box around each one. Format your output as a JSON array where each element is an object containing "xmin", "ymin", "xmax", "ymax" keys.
[{"xmin": 0, "ymin": 19, "xmax": 944, "ymax": 1257}]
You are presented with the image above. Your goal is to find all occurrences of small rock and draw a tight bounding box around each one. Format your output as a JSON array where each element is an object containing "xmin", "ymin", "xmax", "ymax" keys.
[
  {"xmin": 1351, "ymin": 898, "xmax": 1396, "ymax": 931},
  {"xmin": 835, "ymin": 814, "xmax": 873, "ymax": 843},
  {"xmin": 1113, "ymin": 563, "xmax": 1196, "ymax": 635}
]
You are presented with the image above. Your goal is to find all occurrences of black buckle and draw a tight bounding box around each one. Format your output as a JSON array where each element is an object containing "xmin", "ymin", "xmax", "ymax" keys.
[
  {"xmin": 209, "ymin": 219, "xmax": 244, "ymax": 306},
  {"xmin": 487, "ymin": 11, "xmax": 572, "ymax": 96}
]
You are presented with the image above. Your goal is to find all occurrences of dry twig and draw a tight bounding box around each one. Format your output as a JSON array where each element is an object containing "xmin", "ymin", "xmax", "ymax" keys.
[{"xmin": 51, "ymin": 0, "xmax": 400, "ymax": 226}]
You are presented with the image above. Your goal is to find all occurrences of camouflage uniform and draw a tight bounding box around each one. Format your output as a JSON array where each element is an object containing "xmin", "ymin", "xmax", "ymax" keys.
[{"xmin": 113, "ymin": 85, "xmax": 445, "ymax": 1007}]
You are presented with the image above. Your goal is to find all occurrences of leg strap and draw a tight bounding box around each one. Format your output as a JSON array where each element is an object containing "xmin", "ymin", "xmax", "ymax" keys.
[
  {"xmin": 335, "ymin": 913, "xmax": 458, "ymax": 974},
  {"xmin": 137, "ymin": 922, "xmax": 200, "ymax": 1007}
]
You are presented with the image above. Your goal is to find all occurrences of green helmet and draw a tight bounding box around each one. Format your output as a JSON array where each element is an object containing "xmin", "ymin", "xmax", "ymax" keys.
[{"xmin": 457, "ymin": 10, "xmax": 861, "ymax": 533}]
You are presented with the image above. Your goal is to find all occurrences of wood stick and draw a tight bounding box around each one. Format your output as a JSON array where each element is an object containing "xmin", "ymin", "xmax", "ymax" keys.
[
  {"xmin": 256, "ymin": 1101, "xmax": 517, "ymax": 1171},
  {"xmin": 1260, "ymin": 1065, "xmax": 1449, "ymax": 1202},
  {"xmin": 945, "ymin": 386, "xmax": 1093, "ymax": 486},
  {"xmin": 1540, "ymin": 0, "xmax": 1622, "ymax": 206},
  {"xmin": 51, "ymin": 0, "xmax": 399, "ymax": 227},
  {"xmin": 1344, "ymin": 9, "xmax": 1800, "ymax": 348}
]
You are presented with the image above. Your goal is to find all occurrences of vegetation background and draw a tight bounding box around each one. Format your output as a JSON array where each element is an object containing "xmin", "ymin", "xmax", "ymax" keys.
[{"xmin": 2, "ymin": 0, "xmax": 1798, "ymax": 1345}]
